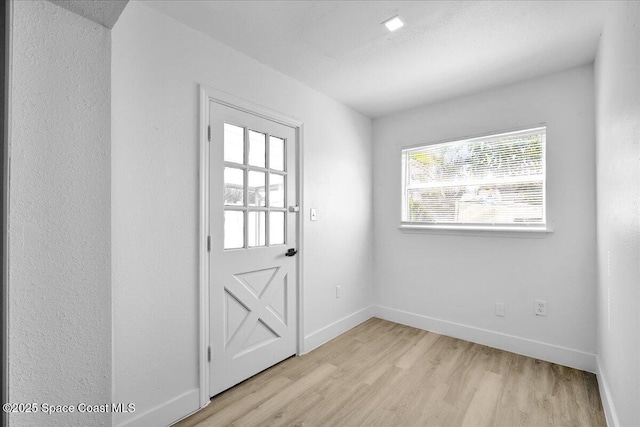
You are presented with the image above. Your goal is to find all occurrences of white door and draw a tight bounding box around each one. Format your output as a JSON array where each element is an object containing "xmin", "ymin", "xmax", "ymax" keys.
[{"xmin": 209, "ymin": 101, "xmax": 298, "ymax": 397}]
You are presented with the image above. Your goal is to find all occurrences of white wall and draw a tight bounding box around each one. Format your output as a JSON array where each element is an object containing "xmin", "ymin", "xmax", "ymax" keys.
[
  {"xmin": 9, "ymin": 1, "xmax": 111, "ymax": 426},
  {"xmin": 373, "ymin": 65, "xmax": 597, "ymax": 371},
  {"xmin": 111, "ymin": 2, "xmax": 372, "ymax": 425},
  {"xmin": 594, "ymin": 2, "xmax": 640, "ymax": 426}
]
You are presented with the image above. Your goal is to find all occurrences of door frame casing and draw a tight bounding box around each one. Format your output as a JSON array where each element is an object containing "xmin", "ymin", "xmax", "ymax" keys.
[{"xmin": 198, "ymin": 85, "xmax": 305, "ymax": 407}]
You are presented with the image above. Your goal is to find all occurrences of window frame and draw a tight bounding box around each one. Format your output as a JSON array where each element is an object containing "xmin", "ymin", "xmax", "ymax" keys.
[
  {"xmin": 399, "ymin": 124, "xmax": 551, "ymax": 234},
  {"xmin": 223, "ymin": 121, "xmax": 289, "ymax": 250}
]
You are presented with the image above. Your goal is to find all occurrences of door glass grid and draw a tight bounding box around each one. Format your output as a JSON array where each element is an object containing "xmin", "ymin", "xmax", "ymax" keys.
[{"xmin": 224, "ymin": 122, "xmax": 287, "ymax": 250}]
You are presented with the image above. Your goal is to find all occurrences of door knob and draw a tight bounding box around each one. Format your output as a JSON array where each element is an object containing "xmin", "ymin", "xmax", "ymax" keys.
[{"xmin": 285, "ymin": 248, "xmax": 297, "ymax": 257}]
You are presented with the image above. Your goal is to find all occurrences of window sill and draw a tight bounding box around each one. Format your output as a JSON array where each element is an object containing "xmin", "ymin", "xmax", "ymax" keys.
[{"xmin": 399, "ymin": 224, "xmax": 553, "ymax": 238}]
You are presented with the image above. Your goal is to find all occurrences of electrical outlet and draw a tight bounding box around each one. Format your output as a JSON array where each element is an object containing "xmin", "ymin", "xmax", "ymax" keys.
[
  {"xmin": 535, "ymin": 299, "xmax": 547, "ymax": 316},
  {"xmin": 336, "ymin": 285, "xmax": 341, "ymax": 299},
  {"xmin": 495, "ymin": 303, "xmax": 505, "ymax": 317}
]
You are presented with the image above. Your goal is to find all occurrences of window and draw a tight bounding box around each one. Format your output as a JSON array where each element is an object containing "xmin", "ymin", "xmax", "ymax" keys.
[
  {"xmin": 401, "ymin": 126, "xmax": 546, "ymax": 230},
  {"xmin": 223, "ymin": 123, "xmax": 287, "ymax": 249}
]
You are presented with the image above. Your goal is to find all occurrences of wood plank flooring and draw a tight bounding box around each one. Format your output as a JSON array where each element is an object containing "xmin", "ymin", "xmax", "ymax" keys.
[{"xmin": 175, "ymin": 318, "xmax": 606, "ymax": 427}]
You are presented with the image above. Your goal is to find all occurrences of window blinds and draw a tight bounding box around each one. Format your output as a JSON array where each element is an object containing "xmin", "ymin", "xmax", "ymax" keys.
[{"xmin": 401, "ymin": 126, "xmax": 546, "ymax": 227}]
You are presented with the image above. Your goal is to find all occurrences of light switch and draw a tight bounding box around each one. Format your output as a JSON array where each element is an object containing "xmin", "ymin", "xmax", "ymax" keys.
[{"xmin": 310, "ymin": 208, "xmax": 317, "ymax": 221}]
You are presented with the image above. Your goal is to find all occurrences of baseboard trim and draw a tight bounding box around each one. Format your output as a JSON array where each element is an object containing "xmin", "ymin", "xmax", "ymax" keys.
[
  {"xmin": 115, "ymin": 388, "xmax": 199, "ymax": 427},
  {"xmin": 303, "ymin": 305, "xmax": 375, "ymax": 354},
  {"xmin": 596, "ymin": 356, "xmax": 619, "ymax": 427},
  {"xmin": 375, "ymin": 305, "xmax": 597, "ymax": 373}
]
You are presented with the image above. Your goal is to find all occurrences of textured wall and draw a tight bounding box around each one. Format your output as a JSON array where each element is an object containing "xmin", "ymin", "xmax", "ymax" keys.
[
  {"xmin": 1, "ymin": 1, "xmax": 6, "ymax": 424},
  {"xmin": 9, "ymin": 1, "xmax": 111, "ymax": 426},
  {"xmin": 373, "ymin": 66, "xmax": 597, "ymax": 367},
  {"xmin": 594, "ymin": 2, "xmax": 640, "ymax": 426},
  {"xmin": 112, "ymin": 2, "xmax": 372, "ymax": 426}
]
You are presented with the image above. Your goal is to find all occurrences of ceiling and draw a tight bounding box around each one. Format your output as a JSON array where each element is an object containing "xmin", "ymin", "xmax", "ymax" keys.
[
  {"xmin": 48, "ymin": 0, "xmax": 128, "ymax": 29},
  {"xmin": 146, "ymin": 1, "xmax": 609, "ymax": 118}
]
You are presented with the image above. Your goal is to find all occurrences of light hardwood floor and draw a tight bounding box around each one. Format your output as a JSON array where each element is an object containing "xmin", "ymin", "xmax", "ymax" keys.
[{"xmin": 175, "ymin": 318, "xmax": 606, "ymax": 427}]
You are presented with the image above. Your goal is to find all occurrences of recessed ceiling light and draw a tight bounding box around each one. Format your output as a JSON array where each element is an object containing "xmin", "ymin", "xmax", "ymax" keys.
[{"xmin": 383, "ymin": 15, "xmax": 404, "ymax": 32}]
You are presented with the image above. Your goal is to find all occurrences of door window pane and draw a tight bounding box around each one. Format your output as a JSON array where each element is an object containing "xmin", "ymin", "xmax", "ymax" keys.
[
  {"xmin": 248, "ymin": 171, "xmax": 266, "ymax": 207},
  {"xmin": 269, "ymin": 173, "xmax": 285, "ymax": 208},
  {"xmin": 248, "ymin": 211, "xmax": 266, "ymax": 247},
  {"xmin": 248, "ymin": 130, "xmax": 266, "ymax": 168},
  {"xmin": 224, "ymin": 210, "xmax": 244, "ymax": 249},
  {"xmin": 224, "ymin": 123, "xmax": 244, "ymax": 164},
  {"xmin": 224, "ymin": 167, "xmax": 244, "ymax": 206},
  {"xmin": 270, "ymin": 136, "xmax": 285, "ymax": 171},
  {"xmin": 269, "ymin": 211, "xmax": 285, "ymax": 245}
]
